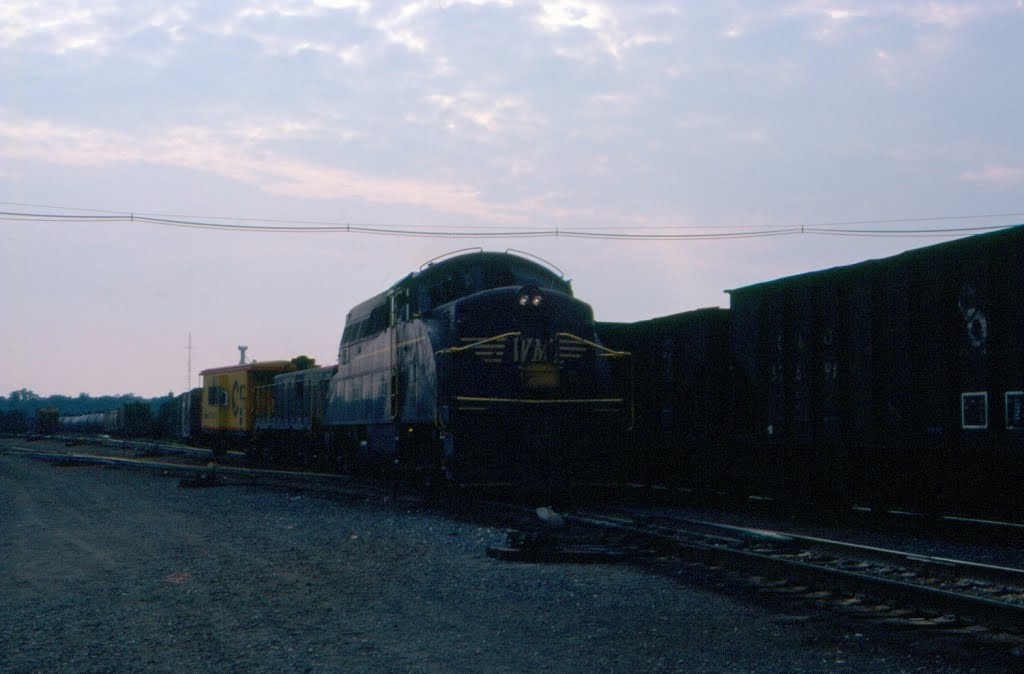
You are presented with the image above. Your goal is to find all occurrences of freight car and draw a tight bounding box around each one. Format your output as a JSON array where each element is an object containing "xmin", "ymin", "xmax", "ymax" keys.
[
  {"xmin": 247, "ymin": 249, "xmax": 631, "ymax": 490},
  {"xmin": 252, "ymin": 364, "xmax": 337, "ymax": 467},
  {"xmin": 726, "ymin": 224, "xmax": 1024, "ymax": 518},
  {"xmin": 34, "ymin": 407, "xmax": 60, "ymax": 435},
  {"xmin": 607, "ymin": 225, "xmax": 1024, "ymax": 520},
  {"xmin": 153, "ymin": 389, "xmax": 202, "ymax": 440},
  {"xmin": 59, "ymin": 411, "xmax": 108, "ymax": 434},
  {"xmin": 58, "ymin": 401, "xmax": 153, "ymax": 437},
  {"xmin": 597, "ymin": 309, "xmax": 730, "ymax": 492}
]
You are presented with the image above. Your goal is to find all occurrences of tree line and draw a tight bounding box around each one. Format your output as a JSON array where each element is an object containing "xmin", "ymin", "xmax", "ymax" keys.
[{"xmin": 0, "ymin": 389, "xmax": 165, "ymax": 434}]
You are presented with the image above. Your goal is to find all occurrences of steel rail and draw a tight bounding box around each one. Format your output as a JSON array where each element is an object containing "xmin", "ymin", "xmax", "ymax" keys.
[
  {"xmin": 565, "ymin": 511, "xmax": 1024, "ymax": 635},
  {"xmin": 671, "ymin": 516, "xmax": 1024, "ymax": 589},
  {"xmin": 0, "ymin": 444, "xmax": 348, "ymax": 486}
]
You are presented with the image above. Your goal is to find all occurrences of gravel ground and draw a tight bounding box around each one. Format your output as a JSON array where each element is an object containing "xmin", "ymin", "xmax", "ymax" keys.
[{"xmin": 1, "ymin": 448, "xmax": 1020, "ymax": 673}]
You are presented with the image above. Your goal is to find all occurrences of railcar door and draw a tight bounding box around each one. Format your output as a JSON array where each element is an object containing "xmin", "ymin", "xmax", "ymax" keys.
[{"xmin": 389, "ymin": 288, "xmax": 410, "ymax": 421}]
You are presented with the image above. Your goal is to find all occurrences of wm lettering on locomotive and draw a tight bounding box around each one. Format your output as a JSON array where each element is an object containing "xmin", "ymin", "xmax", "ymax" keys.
[
  {"xmin": 512, "ymin": 336, "xmax": 549, "ymax": 364},
  {"xmin": 459, "ymin": 335, "xmax": 556, "ymax": 364}
]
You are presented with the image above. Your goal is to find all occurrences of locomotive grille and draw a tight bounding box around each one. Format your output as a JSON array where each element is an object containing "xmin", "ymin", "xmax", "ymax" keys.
[
  {"xmin": 458, "ymin": 336, "xmax": 505, "ymax": 363},
  {"xmin": 455, "ymin": 333, "xmax": 597, "ymax": 365},
  {"xmin": 558, "ymin": 342, "xmax": 588, "ymax": 360}
]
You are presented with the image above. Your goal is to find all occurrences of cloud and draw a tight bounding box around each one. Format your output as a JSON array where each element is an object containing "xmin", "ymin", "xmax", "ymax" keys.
[
  {"xmin": 3, "ymin": 1, "xmax": 1020, "ymax": 234},
  {"xmin": 775, "ymin": 1, "xmax": 1008, "ymax": 41},
  {"xmin": 909, "ymin": 3, "xmax": 979, "ymax": 27},
  {"xmin": 535, "ymin": 0, "xmax": 610, "ymax": 32},
  {"xmin": 417, "ymin": 91, "xmax": 541, "ymax": 136},
  {"xmin": 0, "ymin": 118, "xmax": 140, "ymax": 166},
  {"xmin": 531, "ymin": 0, "xmax": 664, "ymax": 62},
  {"xmin": 0, "ymin": 2, "xmax": 196, "ymax": 54},
  {"xmin": 1, "ymin": 1, "xmax": 115, "ymax": 52},
  {"xmin": 284, "ymin": 40, "xmax": 364, "ymax": 63},
  {"xmin": 233, "ymin": 0, "xmax": 370, "ymax": 21},
  {"xmin": 0, "ymin": 115, "xmax": 504, "ymax": 219},
  {"xmin": 961, "ymin": 165, "xmax": 1024, "ymax": 186}
]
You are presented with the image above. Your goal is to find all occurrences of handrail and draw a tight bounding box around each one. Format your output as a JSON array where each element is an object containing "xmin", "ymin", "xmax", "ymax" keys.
[
  {"xmin": 419, "ymin": 247, "xmax": 484, "ymax": 270},
  {"xmin": 435, "ymin": 332, "xmax": 521, "ymax": 356},
  {"xmin": 505, "ymin": 249, "xmax": 564, "ymax": 278},
  {"xmin": 556, "ymin": 332, "xmax": 630, "ymax": 357}
]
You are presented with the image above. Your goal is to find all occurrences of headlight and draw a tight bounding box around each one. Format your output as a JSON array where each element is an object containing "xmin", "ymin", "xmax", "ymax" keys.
[{"xmin": 517, "ymin": 285, "xmax": 543, "ymax": 308}]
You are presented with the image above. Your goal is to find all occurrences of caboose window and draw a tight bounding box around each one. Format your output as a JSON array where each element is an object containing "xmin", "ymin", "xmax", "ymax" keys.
[
  {"xmin": 961, "ymin": 392, "xmax": 988, "ymax": 430},
  {"xmin": 207, "ymin": 386, "xmax": 228, "ymax": 407}
]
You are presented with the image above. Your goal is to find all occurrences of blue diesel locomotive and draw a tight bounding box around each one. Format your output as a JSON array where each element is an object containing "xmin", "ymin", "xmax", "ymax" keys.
[{"xmin": 255, "ymin": 249, "xmax": 631, "ymax": 490}]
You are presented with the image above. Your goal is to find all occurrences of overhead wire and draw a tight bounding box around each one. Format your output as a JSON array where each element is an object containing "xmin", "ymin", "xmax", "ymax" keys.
[{"xmin": 0, "ymin": 203, "xmax": 1021, "ymax": 240}]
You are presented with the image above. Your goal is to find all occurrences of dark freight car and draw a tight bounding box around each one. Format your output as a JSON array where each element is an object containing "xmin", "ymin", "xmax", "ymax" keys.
[
  {"xmin": 34, "ymin": 407, "xmax": 59, "ymax": 435},
  {"xmin": 727, "ymin": 225, "xmax": 1024, "ymax": 517},
  {"xmin": 115, "ymin": 401, "xmax": 153, "ymax": 437},
  {"xmin": 597, "ymin": 309, "xmax": 730, "ymax": 491},
  {"xmin": 154, "ymin": 389, "xmax": 202, "ymax": 440},
  {"xmin": 253, "ymin": 364, "xmax": 338, "ymax": 466}
]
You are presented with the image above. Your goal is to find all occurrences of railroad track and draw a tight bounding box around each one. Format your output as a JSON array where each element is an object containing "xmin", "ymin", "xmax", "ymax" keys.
[
  {"xmin": 488, "ymin": 506, "xmax": 1024, "ymax": 637},
  {"xmin": 0, "ymin": 440, "xmax": 367, "ymax": 494}
]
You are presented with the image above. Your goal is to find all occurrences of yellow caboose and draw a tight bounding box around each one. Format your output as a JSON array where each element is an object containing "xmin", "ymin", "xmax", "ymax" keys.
[{"xmin": 200, "ymin": 360, "xmax": 295, "ymax": 448}]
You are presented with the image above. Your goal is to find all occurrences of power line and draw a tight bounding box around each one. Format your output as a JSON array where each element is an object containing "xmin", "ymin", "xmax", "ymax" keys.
[
  {"xmin": 1, "ymin": 203, "xmax": 1021, "ymax": 240},
  {"xmin": 6, "ymin": 200, "xmax": 1024, "ymax": 229}
]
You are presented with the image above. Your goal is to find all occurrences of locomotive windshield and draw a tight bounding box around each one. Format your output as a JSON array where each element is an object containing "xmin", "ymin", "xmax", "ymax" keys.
[
  {"xmin": 411, "ymin": 253, "xmax": 571, "ymax": 313},
  {"xmin": 339, "ymin": 252, "xmax": 573, "ymax": 350}
]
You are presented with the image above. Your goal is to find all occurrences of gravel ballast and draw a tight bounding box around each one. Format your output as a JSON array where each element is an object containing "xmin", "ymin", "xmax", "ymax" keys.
[{"xmin": 1, "ymin": 450, "xmax": 1019, "ymax": 672}]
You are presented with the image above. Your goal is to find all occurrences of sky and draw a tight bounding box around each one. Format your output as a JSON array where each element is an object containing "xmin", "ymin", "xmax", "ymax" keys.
[{"xmin": 2, "ymin": 0, "xmax": 1023, "ymax": 398}]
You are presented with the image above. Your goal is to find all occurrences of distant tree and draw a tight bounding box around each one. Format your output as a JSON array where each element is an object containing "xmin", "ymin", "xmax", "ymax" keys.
[
  {"xmin": 291, "ymin": 355, "xmax": 317, "ymax": 371},
  {"xmin": 9, "ymin": 389, "xmax": 40, "ymax": 405}
]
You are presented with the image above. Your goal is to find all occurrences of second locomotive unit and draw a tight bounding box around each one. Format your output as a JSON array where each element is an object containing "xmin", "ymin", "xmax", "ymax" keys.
[{"xmin": 253, "ymin": 249, "xmax": 631, "ymax": 489}]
